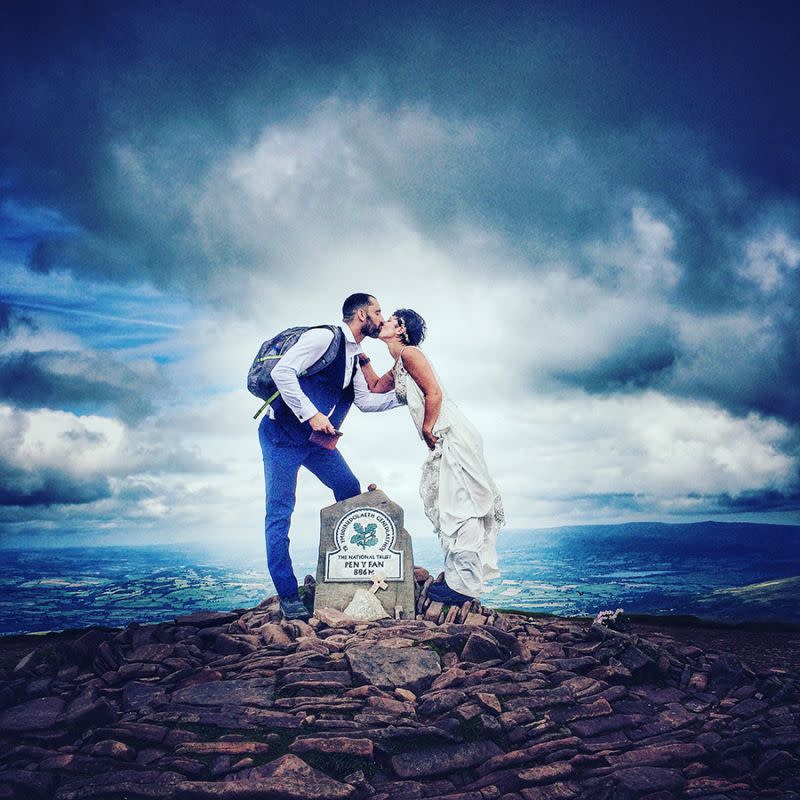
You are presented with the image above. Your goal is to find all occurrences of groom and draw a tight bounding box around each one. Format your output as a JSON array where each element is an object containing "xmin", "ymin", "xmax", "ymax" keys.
[{"xmin": 258, "ymin": 293, "xmax": 400, "ymax": 620}]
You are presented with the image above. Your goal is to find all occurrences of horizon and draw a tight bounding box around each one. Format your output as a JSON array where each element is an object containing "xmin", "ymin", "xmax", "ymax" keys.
[{"xmin": 1, "ymin": 518, "xmax": 798, "ymax": 554}]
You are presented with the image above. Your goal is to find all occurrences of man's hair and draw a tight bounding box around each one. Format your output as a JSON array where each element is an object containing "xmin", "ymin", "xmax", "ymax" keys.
[{"xmin": 342, "ymin": 293, "xmax": 375, "ymax": 321}]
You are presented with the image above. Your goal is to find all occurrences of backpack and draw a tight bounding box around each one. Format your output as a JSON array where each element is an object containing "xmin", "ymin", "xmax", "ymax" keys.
[{"xmin": 247, "ymin": 325, "xmax": 344, "ymax": 420}]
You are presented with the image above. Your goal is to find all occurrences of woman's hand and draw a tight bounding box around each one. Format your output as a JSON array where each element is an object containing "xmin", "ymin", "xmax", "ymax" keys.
[{"xmin": 422, "ymin": 427, "xmax": 438, "ymax": 450}]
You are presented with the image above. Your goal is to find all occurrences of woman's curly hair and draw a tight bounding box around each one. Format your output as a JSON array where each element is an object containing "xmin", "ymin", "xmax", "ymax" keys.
[{"xmin": 393, "ymin": 308, "xmax": 427, "ymax": 347}]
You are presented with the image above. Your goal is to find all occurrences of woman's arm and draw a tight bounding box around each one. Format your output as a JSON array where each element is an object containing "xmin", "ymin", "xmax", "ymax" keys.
[
  {"xmin": 359, "ymin": 357, "xmax": 395, "ymax": 393},
  {"xmin": 400, "ymin": 347, "xmax": 442, "ymax": 450}
]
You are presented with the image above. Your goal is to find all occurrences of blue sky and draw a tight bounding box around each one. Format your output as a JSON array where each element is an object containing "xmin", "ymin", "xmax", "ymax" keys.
[{"xmin": 1, "ymin": 1, "xmax": 799, "ymax": 551}]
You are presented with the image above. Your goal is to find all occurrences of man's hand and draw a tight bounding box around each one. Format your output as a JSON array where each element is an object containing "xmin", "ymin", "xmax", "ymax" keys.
[
  {"xmin": 422, "ymin": 427, "xmax": 438, "ymax": 451},
  {"xmin": 308, "ymin": 412, "xmax": 337, "ymax": 435}
]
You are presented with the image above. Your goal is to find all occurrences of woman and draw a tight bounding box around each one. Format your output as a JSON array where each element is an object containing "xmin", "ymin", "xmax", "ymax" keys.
[{"xmin": 360, "ymin": 309, "xmax": 504, "ymax": 604}]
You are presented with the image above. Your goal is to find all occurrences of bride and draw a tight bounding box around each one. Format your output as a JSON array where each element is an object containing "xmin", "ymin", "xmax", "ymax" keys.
[{"xmin": 360, "ymin": 309, "xmax": 504, "ymax": 604}]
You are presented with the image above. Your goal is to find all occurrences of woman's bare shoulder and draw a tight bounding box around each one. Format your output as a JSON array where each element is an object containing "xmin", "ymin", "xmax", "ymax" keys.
[{"xmin": 400, "ymin": 346, "xmax": 429, "ymax": 365}]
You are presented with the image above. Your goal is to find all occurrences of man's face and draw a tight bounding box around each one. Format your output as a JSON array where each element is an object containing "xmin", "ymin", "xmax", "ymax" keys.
[{"xmin": 361, "ymin": 298, "xmax": 385, "ymax": 338}]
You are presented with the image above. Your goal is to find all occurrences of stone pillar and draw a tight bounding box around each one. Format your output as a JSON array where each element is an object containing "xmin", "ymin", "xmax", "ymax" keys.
[{"xmin": 314, "ymin": 488, "xmax": 416, "ymax": 619}]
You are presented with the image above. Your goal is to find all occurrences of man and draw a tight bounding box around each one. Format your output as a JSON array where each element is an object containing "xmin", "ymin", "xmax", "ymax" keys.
[{"xmin": 258, "ymin": 293, "xmax": 400, "ymax": 620}]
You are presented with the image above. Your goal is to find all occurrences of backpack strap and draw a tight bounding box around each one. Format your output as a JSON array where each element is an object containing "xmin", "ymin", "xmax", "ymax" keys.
[
  {"xmin": 252, "ymin": 325, "xmax": 344, "ymax": 421},
  {"xmin": 303, "ymin": 325, "xmax": 344, "ymax": 377}
]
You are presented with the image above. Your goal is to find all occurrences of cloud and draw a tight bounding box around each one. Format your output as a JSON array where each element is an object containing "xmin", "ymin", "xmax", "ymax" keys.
[
  {"xmin": 1, "ymin": 5, "xmax": 799, "ymax": 543},
  {"xmin": 0, "ymin": 350, "xmax": 161, "ymax": 423},
  {"xmin": 739, "ymin": 227, "xmax": 800, "ymax": 294},
  {"xmin": 0, "ymin": 404, "xmax": 214, "ymax": 518}
]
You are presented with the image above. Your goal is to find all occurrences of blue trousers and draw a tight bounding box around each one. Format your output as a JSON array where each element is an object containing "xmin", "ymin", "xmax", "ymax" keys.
[{"xmin": 258, "ymin": 417, "xmax": 360, "ymax": 598}]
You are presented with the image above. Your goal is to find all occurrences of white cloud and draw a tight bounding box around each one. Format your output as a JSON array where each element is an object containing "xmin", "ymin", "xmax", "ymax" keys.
[{"xmin": 741, "ymin": 228, "xmax": 800, "ymax": 293}]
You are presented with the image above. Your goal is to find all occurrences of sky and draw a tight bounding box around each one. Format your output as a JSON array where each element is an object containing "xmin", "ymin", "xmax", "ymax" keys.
[{"xmin": 1, "ymin": 0, "xmax": 799, "ymax": 556}]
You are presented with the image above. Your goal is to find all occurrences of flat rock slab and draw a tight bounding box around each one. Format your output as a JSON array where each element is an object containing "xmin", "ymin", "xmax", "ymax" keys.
[
  {"xmin": 54, "ymin": 770, "xmax": 184, "ymax": 800},
  {"xmin": 170, "ymin": 680, "xmax": 275, "ymax": 708},
  {"xmin": 346, "ymin": 643, "xmax": 441, "ymax": 694},
  {"xmin": 220, "ymin": 754, "xmax": 355, "ymax": 799},
  {"xmin": 391, "ymin": 740, "xmax": 504, "ymax": 779},
  {"xmin": 0, "ymin": 696, "xmax": 65, "ymax": 732},
  {"xmin": 614, "ymin": 766, "xmax": 685, "ymax": 796}
]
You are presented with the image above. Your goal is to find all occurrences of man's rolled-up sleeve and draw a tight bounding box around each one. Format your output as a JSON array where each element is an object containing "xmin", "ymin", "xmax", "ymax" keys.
[{"xmin": 352, "ymin": 365, "xmax": 401, "ymax": 412}]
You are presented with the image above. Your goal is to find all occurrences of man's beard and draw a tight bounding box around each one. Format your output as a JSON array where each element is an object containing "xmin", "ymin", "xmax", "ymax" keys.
[{"xmin": 362, "ymin": 319, "xmax": 381, "ymax": 338}]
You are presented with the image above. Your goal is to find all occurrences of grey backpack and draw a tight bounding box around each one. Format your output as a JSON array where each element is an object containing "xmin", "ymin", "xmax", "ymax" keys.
[{"xmin": 247, "ymin": 325, "xmax": 344, "ymax": 420}]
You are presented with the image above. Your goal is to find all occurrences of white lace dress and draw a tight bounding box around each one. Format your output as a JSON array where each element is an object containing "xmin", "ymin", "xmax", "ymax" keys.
[{"xmin": 394, "ymin": 349, "xmax": 504, "ymax": 597}]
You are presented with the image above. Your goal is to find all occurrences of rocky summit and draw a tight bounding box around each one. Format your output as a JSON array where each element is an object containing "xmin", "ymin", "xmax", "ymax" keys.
[{"xmin": 1, "ymin": 569, "xmax": 799, "ymax": 800}]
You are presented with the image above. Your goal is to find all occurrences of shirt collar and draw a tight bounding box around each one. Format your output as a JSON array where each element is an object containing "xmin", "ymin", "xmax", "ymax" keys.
[{"xmin": 338, "ymin": 321, "xmax": 359, "ymax": 348}]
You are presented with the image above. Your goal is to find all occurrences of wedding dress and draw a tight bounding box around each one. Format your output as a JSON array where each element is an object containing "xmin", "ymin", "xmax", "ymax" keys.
[{"xmin": 394, "ymin": 349, "xmax": 504, "ymax": 597}]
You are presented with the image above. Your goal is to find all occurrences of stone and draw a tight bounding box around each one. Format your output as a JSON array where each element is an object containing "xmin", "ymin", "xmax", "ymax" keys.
[
  {"xmin": 314, "ymin": 489, "xmax": 416, "ymax": 620},
  {"xmin": 343, "ymin": 588, "xmax": 391, "ymax": 621},
  {"xmin": 171, "ymin": 679, "xmax": 275, "ymax": 707},
  {"xmin": 89, "ymin": 739, "xmax": 137, "ymax": 760},
  {"xmin": 123, "ymin": 681, "xmax": 168, "ymax": 710},
  {"xmin": 418, "ymin": 690, "xmax": 467, "ymax": 717},
  {"xmin": 461, "ymin": 630, "xmax": 507, "ymax": 663},
  {"xmin": 729, "ymin": 697, "xmax": 768, "ymax": 717},
  {"xmin": 476, "ymin": 737, "xmax": 582, "ymax": 777},
  {"xmin": 754, "ymin": 749, "xmax": 797, "ymax": 780},
  {"xmin": 65, "ymin": 695, "xmax": 117, "ymax": 727},
  {"xmin": 104, "ymin": 722, "xmax": 170, "ymax": 745},
  {"xmin": 608, "ymin": 743, "xmax": 706, "ymax": 768},
  {"xmin": 314, "ymin": 607, "xmax": 358, "ymax": 627},
  {"xmin": 13, "ymin": 649, "xmax": 38, "ymax": 673},
  {"xmin": 424, "ymin": 601, "xmax": 445, "ymax": 622},
  {"xmin": 520, "ymin": 785, "xmax": 579, "ymax": 800},
  {"xmin": 126, "ymin": 643, "xmax": 174, "ymax": 662},
  {"xmin": 222, "ymin": 754, "xmax": 356, "ymax": 799},
  {"xmin": 475, "ymin": 692, "xmax": 502, "ymax": 714},
  {"xmin": 0, "ymin": 696, "xmax": 65, "ymax": 731},
  {"xmin": 0, "ymin": 769, "xmax": 55, "ymax": 799},
  {"xmin": 258, "ymin": 623, "xmax": 295, "ymax": 644},
  {"xmin": 177, "ymin": 742, "xmax": 273, "ymax": 757},
  {"xmin": 391, "ymin": 740, "xmax": 504, "ymax": 779},
  {"xmin": 54, "ymin": 770, "xmax": 184, "ymax": 800},
  {"xmin": 517, "ymin": 763, "xmax": 574, "ymax": 785},
  {"xmin": 617, "ymin": 645, "xmax": 656, "ymax": 675},
  {"xmin": 346, "ymin": 643, "xmax": 441, "ymax": 693},
  {"xmin": 614, "ymin": 766, "xmax": 685, "ymax": 796},
  {"xmin": 569, "ymin": 713, "xmax": 642, "ymax": 737},
  {"xmin": 707, "ymin": 654, "xmax": 748, "ymax": 695},
  {"xmin": 547, "ymin": 698, "xmax": 613, "ymax": 724},
  {"xmin": 289, "ymin": 737, "xmax": 374, "ymax": 757},
  {"xmin": 214, "ymin": 634, "xmax": 258, "ymax": 655}
]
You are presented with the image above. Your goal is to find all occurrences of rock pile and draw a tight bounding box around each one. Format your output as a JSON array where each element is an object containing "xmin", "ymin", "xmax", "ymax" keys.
[{"xmin": 1, "ymin": 570, "xmax": 799, "ymax": 799}]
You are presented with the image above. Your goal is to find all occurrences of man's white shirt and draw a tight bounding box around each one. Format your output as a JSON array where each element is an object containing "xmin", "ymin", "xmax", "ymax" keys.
[{"xmin": 269, "ymin": 322, "xmax": 400, "ymax": 422}]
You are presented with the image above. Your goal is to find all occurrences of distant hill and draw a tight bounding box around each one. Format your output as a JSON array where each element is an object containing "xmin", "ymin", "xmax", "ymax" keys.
[
  {"xmin": 501, "ymin": 519, "xmax": 800, "ymax": 557},
  {"xmin": 690, "ymin": 575, "xmax": 800, "ymax": 624}
]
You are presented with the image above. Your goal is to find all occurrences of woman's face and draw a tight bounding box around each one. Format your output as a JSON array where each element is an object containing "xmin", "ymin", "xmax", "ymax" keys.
[{"xmin": 378, "ymin": 314, "xmax": 404, "ymax": 342}]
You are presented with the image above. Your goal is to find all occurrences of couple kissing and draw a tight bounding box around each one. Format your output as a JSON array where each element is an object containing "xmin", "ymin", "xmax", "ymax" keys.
[{"xmin": 256, "ymin": 292, "xmax": 504, "ymax": 621}]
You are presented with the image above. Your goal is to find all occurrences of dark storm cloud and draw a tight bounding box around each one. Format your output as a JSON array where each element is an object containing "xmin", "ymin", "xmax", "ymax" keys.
[
  {"xmin": 713, "ymin": 489, "xmax": 800, "ymax": 514},
  {"xmin": 0, "ymin": 350, "xmax": 161, "ymax": 423},
  {"xmin": 0, "ymin": 462, "xmax": 110, "ymax": 507},
  {"xmin": 2, "ymin": 1, "xmax": 799, "ymax": 293},
  {"xmin": 553, "ymin": 326, "xmax": 678, "ymax": 393}
]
